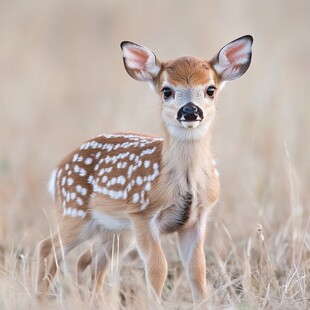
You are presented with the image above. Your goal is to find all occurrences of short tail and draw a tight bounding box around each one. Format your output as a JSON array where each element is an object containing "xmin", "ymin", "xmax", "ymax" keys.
[{"xmin": 47, "ymin": 169, "xmax": 58, "ymax": 201}]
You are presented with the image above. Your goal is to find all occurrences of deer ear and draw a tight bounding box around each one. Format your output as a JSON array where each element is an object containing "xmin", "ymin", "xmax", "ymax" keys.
[
  {"xmin": 211, "ymin": 35, "xmax": 253, "ymax": 81},
  {"xmin": 121, "ymin": 41, "xmax": 162, "ymax": 83}
]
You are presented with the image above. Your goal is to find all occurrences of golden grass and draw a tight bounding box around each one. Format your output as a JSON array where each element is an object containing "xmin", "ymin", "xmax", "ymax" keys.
[{"xmin": 0, "ymin": 0, "xmax": 309, "ymax": 308}]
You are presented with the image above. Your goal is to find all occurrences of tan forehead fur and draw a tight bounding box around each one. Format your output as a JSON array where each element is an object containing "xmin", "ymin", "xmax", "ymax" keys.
[{"xmin": 158, "ymin": 57, "xmax": 219, "ymax": 88}]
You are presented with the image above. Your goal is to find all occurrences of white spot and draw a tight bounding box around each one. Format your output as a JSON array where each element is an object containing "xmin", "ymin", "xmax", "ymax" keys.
[
  {"xmin": 65, "ymin": 163, "xmax": 70, "ymax": 171},
  {"xmin": 67, "ymin": 178, "xmax": 74, "ymax": 186},
  {"xmin": 77, "ymin": 197, "xmax": 83, "ymax": 206},
  {"xmin": 71, "ymin": 192, "xmax": 77, "ymax": 200},
  {"xmin": 140, "ymin": 147, "xmax": 156, "ymax": 156},
  {"xmin": 141, "ymin": 198, "xmax": 150, "ymax": 210},
  {"xmin": 144, "ymin": 182, "xmax": 151, "ymax": 191},
  {"xmin": 108, "ymin": 177, "xmax": 117, "ymax": 187},
  {"xmin": 78, "ymin": 156, "xmax": 84, "ymax": 162},
  {"xmin": 76, "ymin": 185, "xmax": 82, "ymax": 193},
  {"xmin": 153, "ymin": 163, "xmax": 159, "ymax": 170},
  {"xmin": 132, "ymin": 193, "xmax": 140, "ymax": 203},
  {"xmin": 79, "ymin": 168, "xmax": 87, "ymax": 177},
  {"xmin": 73, "ymin": 154, "xmax": 79, "ymax": 162},
  {"xmin": 71, "ymin": 208, "xmax": 78, "ymax": 217},
  {"xmin": 74, "ymin": 165, "xmax": 80, "ymax": 173},
  {"xmin": 129, "ymin": 154, "xmax": 135, "ymax": 161},
  {"xmin": 61, "ymin": 176, "xmax": 67, "ymax": 186},
  {"xmin": 91, "ymin": 141, "xmax": 98, "ymax": 149},
  {"xmin": 95, "ymin": 151, "xmax": 101, "ymax": 159},
  {"xmin": 214, "ymin": 168, "xmax": 220, "ymax": 177},
  {"xmin": 88, "ymin": 175, "xmax": 94, "ymax": 184},
  {"xmin": 136, "ymin": 176, "xmax": 143, "ymax": 186},
  {"xmin": 101, "ymin": 175, "xmax": 108, "ymax": 183},
  {"xmin": 62, "ymin": 188, "xmax": 67, "ymax": 197},
  {"xmin": 144, "ymin": 160, "xmax": 150, "ymax": 168},
  {"xmin": 108, "ymin": 189, "xmax": 125, "ymax": 199},
  {"xmin": 127, "ymin": 165, "xmax": 133, "ymax": 177},
  {"xmin": 77, "ymin": 210, "xmax": 86, "ymax": 218},
  {"xmin": 85, "ymin": 158, "xmax": 93, "ymax": 165},
  {"xmin": 126, "ymin": 183, "xmax": 132, "ymax": 192},
  {"xmin": 117, "ymin": 162, "xmax": 127, "ymax": 169},
  {"xmin": 105, "ymin": 156, "xmax": 112, "ymax": 164},
  {"xmin": 117, "ymin": 175, "xmax": 126, "ymax": 186},
  {"xmin": 80, "ymin": 187, "xmax": 88, "ymax": 196}
]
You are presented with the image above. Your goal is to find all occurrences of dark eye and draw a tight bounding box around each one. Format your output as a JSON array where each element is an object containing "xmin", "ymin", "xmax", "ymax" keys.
[
  {"xmin": 162, "ymin": 87, "xmax": 173, "ymax": 99},
  {"xmin": 206, "ymin": 86, "xmax": 216, "ymax": 97}
]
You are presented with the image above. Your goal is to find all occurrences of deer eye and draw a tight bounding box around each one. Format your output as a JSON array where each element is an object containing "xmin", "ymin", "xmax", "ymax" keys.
[
  {"xmin": 162, "ymin": 87, "xmax": 173, "ymax": 99},
  {"xmin": 206, "ymin": 86, "xmax": 216, "ymax": 98}
]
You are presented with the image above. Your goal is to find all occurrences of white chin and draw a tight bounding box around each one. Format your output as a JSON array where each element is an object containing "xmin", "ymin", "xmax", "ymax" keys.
[{"xmin": 180, "ymin": 121, "xmax": 201, "ymax": 129}]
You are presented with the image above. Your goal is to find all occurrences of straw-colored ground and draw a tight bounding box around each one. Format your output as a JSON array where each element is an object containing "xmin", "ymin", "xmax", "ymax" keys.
[{"xmin": 0, "ymin": 0, "xmax": 309, "ymax": 309}]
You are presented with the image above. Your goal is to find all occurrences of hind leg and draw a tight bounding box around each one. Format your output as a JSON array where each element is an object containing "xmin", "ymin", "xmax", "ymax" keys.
[
  {"xmin": 77, "ymin": 230, "xmax": 134, "ymax": 293},
  {"xmin": 36, "ymin": 217, "xmax": 90, "ymax": 295}
]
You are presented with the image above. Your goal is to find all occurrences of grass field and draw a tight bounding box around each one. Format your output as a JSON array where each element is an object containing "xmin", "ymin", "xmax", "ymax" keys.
[{"xmin": 0, "ymin": 0, "xmax": 309, "ymax": 308}]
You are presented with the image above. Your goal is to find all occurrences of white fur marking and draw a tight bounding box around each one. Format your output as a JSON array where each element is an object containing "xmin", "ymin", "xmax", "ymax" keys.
[
  {"xmin": 90, "ymin": 211, "xmax": 131, "ymax": 230},
  {"xmin": 76, "ymin": 197, "xmax": 83, "ymax": 206},
  {"xmin": 144, "ymin": 160, "xmax": 150, "ymax": 168},
  {"xmin": 47, "ymin": 170, "xmax": 58, "ymax": 199},
  {"xmin": 132, "ymin": 193, "xmax": 140, "ymax": 203},
  {"xmin": 84, "ymin": 158, "xmax": 93, "ymax": 165}
]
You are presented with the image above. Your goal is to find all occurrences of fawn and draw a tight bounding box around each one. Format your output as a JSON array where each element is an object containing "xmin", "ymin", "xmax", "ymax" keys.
[{"xmin": 36, "ymin": 35, "xmax": 253, "ymax": 306}]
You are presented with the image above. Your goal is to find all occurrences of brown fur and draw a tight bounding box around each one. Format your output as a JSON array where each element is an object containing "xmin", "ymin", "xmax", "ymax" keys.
[{"xmin": 36, "ymin": 36, "xmax": 252, "ymax": 307}]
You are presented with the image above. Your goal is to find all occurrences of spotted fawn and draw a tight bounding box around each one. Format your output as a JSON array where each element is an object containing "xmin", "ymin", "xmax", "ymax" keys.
[{"xmin": 36, "ymin": 35, "xmax": 253, "ymax": 306}]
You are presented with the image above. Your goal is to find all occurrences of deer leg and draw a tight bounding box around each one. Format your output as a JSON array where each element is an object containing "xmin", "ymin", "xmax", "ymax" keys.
[
  {"xmin": 177, "ymin": 214, "xmax": 208, "ymax": 307},
  {"xmin": 132, "ymin": 216, "xmax": 167, "ymax": 303},
  {"xmin": 36, "ymin": 218, "xmax": 89, "ymax": 295},
  {"xmin": 77, "ymin": 230, "xmax": 134, "ymax": 293}
]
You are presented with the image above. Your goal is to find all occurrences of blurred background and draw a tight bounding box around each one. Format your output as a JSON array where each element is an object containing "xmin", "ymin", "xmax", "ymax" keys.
[{"xmin": 0, "ymin": 0, "xmax": 309, "ymax": 252}]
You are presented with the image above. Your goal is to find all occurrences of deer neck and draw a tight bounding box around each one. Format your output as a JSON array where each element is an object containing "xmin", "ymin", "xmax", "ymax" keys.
[{"xmin": 160, "ymin": 126, "xmax": 213, "ymax": 195}]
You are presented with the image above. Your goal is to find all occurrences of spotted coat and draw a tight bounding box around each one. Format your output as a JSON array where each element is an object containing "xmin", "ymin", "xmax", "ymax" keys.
[{"xmin": 50, "ymin": 133, "xmax": 163, "ymax": 218}]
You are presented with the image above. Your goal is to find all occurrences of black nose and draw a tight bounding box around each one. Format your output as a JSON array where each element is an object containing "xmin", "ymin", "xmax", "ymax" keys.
[
  {"xmin": 177, "ymin": 103, "xmax": 204, "ymax": 122},
  {"xmin": 182, "ymin": 105, "xmax": 198, "ymax": 114}
]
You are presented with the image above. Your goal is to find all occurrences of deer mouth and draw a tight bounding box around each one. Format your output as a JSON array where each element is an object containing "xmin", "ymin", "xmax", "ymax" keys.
[{"xmin": 179, "ymin": 120, "xmax": 201, "ymax": 129}]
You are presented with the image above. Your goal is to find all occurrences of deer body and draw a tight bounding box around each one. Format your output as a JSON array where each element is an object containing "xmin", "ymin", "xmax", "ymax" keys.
[{"xmin": 36, "ymin": 36, "xmax": 253, "ymax": 306}]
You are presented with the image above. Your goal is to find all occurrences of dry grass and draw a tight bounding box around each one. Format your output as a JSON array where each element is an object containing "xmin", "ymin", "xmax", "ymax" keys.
[{"xmin": 0, "ymin": 0, "xmax": 310, "ymax": 309}]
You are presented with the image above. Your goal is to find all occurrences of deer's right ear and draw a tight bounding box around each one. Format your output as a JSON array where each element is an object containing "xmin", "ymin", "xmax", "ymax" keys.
[{"xmin": 121, "ymin": 41, "xmax": 162, "ymax": 83}]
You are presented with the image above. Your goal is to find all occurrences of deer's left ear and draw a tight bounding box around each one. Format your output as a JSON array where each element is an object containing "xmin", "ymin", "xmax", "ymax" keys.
[
  {"xmin": 211, "ymin": 35, "xmax": 253, "ymax": 81},
  {"xmin": 121, "ymin": 41, "xmax": 162, "ymax": 83}
]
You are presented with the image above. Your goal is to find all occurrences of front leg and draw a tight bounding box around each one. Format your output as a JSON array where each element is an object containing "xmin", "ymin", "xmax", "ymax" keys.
[
  {"xmin": 131, "ymin": 214, "xmax": 168, "ymax": 303},
  {"xmin": 177, "ymin": 210, "xmax": 208, "ymax": 307}
]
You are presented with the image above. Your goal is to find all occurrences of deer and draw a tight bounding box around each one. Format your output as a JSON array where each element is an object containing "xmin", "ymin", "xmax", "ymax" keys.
[{"xmin": 36, "ymin": 35, "xmax": 253, "ymax": 307}]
